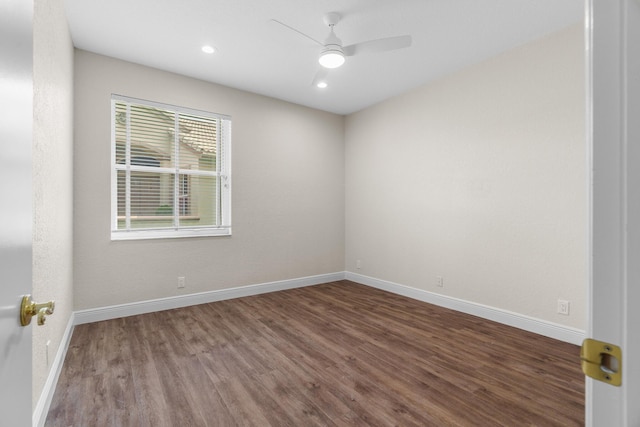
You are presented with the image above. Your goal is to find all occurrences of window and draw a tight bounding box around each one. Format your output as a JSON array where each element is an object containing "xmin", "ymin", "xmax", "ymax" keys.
[{"xmin": 111, "ymin": 95, "xmax": 231, "ymax": 240}]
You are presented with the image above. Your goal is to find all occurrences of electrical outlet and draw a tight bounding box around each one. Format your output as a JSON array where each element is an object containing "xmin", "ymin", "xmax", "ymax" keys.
[
  {"xmin": 436, "ymin": 276, "xmax": 444, "ymax": 288},
  {"xmin": 557, "ymin": 299, "xmax": 570, "ymax": 315},
  {"xmin": 356, "ymin": 259, "xmax": 362, "ymax": 270},
  {"xmin": 178, "ymin": 276, "xmax": 186, "ymax": 289}
]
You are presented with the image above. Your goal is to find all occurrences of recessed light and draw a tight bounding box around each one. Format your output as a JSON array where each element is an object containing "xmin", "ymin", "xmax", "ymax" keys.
[
  {"xmin": 316, "ymin": 81, "xmax": 328, "ymax": 89},
  {"xmin": 201, "ymin": 45, "xmax": 215, "ymax": 54}
]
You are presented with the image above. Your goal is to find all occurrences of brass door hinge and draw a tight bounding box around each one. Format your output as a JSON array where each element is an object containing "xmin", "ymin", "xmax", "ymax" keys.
[{"xmin": 580, "ymin": 338, "xmax": 622, "ymax": 386}]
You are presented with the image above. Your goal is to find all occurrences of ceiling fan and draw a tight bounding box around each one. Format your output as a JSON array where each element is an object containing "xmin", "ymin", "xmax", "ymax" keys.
[{"xmin": 270, "ymin": 12, "xmax": 412, "ymax": 87}]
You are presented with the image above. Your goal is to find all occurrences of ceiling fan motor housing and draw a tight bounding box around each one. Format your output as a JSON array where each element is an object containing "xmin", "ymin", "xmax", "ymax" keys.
[{"xmin": 319, "ymin": 15, "xmax": 345, "ymax": 69}]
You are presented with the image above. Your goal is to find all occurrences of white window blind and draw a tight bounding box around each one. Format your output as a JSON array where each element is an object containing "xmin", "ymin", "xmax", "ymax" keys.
[{"xmin": 111, "ymin": 95, "xmax": 231, "ymax": 240}]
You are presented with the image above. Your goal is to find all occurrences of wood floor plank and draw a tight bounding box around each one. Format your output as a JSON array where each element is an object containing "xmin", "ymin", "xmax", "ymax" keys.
[
  {"xmin": 128, "ymin": 354, "xmax": 173, "ymax": 427},
  {"xmin": 46, "ymin": 280, "xmax": 584, "ymax": 426}
]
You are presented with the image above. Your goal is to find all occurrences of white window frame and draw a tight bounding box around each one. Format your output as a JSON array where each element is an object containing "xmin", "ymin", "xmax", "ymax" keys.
[{"xmin": 111, "ymin": 94, "xmax": 231, "ymax": 240}]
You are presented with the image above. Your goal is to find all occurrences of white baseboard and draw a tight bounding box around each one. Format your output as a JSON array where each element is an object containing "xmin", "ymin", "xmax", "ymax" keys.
[
  {"xmin": 33, "ymin": 312, "xmax": 75, "ymax": 427},
  {"xmin": 73, "ymin": 270, "xmax": 585, "ymax": 343},
  {"xmin": 345, "ymin": 271, "xmax": 585, "ymax": 345},
  {"xmin": 73, "ymin": 272, "xmax": 346, "ymax": 325}
]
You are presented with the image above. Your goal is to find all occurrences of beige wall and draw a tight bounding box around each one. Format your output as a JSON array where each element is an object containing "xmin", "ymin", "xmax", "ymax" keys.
[
  {"xmin": 345, "ymin": 24, "xmax": 587, "ymax": 329},
  {"xmin": 32, "ymin": 0, "xmax": 75, "ymax": 409},
  {"xmin": 73, "ymin": 51, "xmax": 345, "ymax": 310}
]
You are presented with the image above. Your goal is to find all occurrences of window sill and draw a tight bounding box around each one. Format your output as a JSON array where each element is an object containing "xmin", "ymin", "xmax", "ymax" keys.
[{"xmin": 111, "ymin": 227, "xmax": 231, "ymax": 241}]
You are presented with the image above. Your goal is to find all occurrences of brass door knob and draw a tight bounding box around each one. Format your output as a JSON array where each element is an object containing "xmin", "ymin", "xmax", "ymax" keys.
[{"xmin": 20, "ymin": 295, "xmax": 55, "ymax": 326}]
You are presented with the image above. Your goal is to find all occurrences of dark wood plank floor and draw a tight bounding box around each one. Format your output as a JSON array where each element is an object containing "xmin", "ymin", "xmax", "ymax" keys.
[{"xmin": 46, "ymin": 280, "xmax": 584, "ymax": 426}]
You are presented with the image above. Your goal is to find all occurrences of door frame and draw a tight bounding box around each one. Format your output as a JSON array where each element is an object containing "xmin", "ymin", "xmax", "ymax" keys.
[{"xmin": 587, "ymin": 0, "xmax": 640, "ymax": 424}]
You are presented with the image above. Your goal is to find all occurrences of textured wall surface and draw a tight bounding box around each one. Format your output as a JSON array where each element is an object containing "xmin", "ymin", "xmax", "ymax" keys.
[
  {"xmin": 32, "ymin": 0, "xmax": 75, "ymax": 410},
  {"xmin": 73, "ymin": 51, "xmax": 345, "ymax": 310},
  {"xmin": 345, "ymin": 24, "xmax": 587, "ymax": 329}
]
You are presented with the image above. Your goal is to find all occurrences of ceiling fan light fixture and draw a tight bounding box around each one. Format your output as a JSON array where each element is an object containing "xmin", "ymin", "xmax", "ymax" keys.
[{"xmin": 318, "ymin": 45, "xmax": 345, "ymax": 69}]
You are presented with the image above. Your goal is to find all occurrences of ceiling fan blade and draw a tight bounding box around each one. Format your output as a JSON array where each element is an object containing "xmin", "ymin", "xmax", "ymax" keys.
[
  {"xmin": 343, "ymin": 35, "xmax": 412, "ymax": 57},
  {"xmin": 311, "ymin": 68, "xmax": 329, "ymax": 87},
  {"xmin": 269, "ymin": 19, "xmax": 322, "ymax": 46}
]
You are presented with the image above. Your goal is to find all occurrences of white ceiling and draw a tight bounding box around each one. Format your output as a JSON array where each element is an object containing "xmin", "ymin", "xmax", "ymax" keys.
[{"xmin": 64, "ymin": 0, "xmax": 583, "ymax": 115}]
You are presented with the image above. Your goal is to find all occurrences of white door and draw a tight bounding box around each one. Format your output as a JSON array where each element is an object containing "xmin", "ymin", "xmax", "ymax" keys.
[
  {"xmin": 588, "ymin": 0, "xmax": 640, "ymax": 425},
  {"xmin": 0, "ymin": 1, "xmax": 34, "ymax": 426}
]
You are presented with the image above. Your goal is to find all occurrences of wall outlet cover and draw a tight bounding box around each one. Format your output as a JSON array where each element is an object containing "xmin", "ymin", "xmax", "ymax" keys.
[{"xmin": 557, "ymin": 299, "xmax": 570, "ymax": 315}]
